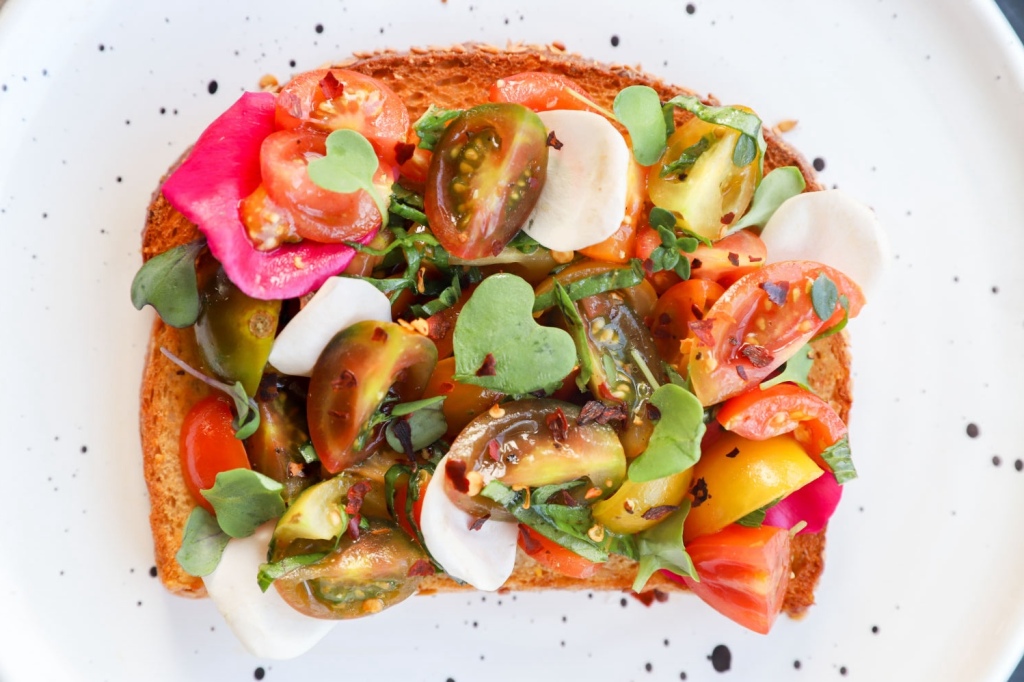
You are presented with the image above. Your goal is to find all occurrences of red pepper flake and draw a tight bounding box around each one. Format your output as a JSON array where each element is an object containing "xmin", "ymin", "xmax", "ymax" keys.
[
  {"xmin": 407, "ymin": 558, "xmax": 435, "ymax": 577},
  {"xmin": 691, "ymin": 257, "xmax": 703, "ymax": 270},
  {"xmin": 438, "ymin": 381, "xmax": 455, "ymax": 394},
  {"xmin": 445, "ymin": 458, "xmax": 470, "ymax": 494},
  {"xmin": 331, "ymin": 369, "xmax": 358, "ymax": 390},
  {"xmin": 578, "ymin": 400, "xmax": 628, "ymax": 425},
  {"xmin": 486, "ymin": 439, "xmax": 502, "ymax": 462},
  {"xmin": 690, "ymin": 303, "xmax": 704, "ymax": 321},
  {"xmin": 278, "ymin": 90, "xmax": 303, "ymax": 121},
  {"xmin": 735, "ymin": 364, "xmax": 748, "ymax": 380},
  {"xmin": 727, "ymin": 251, "xmax": 740, "ymax": 266},
  {"xmin": 371, "ymin": 326, "xmax": 389, "ymax": 343},
  {"xmin": 426, "ymin": 313, "xmax": 453, "ymax": 341},
  {"xmin": 549, "ymin": 489, "xmax": 579, "ymax": 507},
  {"xmin": 318, "ymin": 71, "xmax": 344, "ymax": 99},
  {"xmin": 688, "ymin": 319, "xmax": 715, "ymax": 347},
  {"xmin": 394, "ymin": 141, "xmax": 416, "ymax": 166},
  {"xmin": 468, "ymin": 514, "xmax": 490, "ymax": 532},
  {"xmin": 653, "ymin": 589, "xmax": 669, "ymax": 603},
  {"xmin": 725, "ymin": 447, "xmax": 740, "ymax": 458},
  {"xmin": 749, "ymin": 256, "xmax": 763, "ymax": 263},
  {"xmin": 690, "ymin": 477, "xmax": 711, "ymax": 507},
  {"xmin": 546, "ymin": 130, "xmax": 563, "ymax": 150},
  {"xmin": 347, "ymin": 515, "xmax": 362, "ymax": 540},
  {"xmin": 345, "ymin": 480, "xmax": 373, "ymax": 515},
  {"xmin": 759, "ymin": 280, "xmax": 790, "ymax": 306},
  {"xmin": 518, "ymin": 525, "xmax": 542, "ymax": 554},
  {"xmin": 630, "ymin": 589, "xmax": 669, "ymax": 606},
  {"xmin": 740, "ymin": 343, "xmax": 774, "ymax": 368},
  {"xmin": 642, "ymin": 258, "xmax": 655, "ymax": 276},
  {"xmin": 545, "ymin": 408, "xmax": 570, "ymax": 444},
  {"xmin": 476, "ymin": 353, "xmax": 497, "ymax": 377},
  {"xmin": 721, "ymin": 212, "xmax": 736, "ymax": 225},
  {"xmin": 641, "ymin": 505, "xmax": 678, "ymax": 521}
]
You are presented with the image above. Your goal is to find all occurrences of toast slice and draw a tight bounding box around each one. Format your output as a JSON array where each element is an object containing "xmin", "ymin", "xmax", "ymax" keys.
[{"xmin": 139, "ymin": 44, "xmax": 848, "ymax": 618}]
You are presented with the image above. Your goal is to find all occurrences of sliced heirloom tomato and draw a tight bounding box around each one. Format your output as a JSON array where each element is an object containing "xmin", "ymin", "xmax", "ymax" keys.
[
  {"xmin": 422, "ymin": 357, "xmax": 503, "ymax": 441},
  {"xmin": 180, "ymin": 395, "xmax": 252, "ymax": 513},
  {"xmin": 665, "ymin": 524, "xmax": 792, "ymax": 634},
  {"xmin": 689, "ymin": 229, "xmax": 767, "ymax": 287},
  {"xmin": 241, "ymin": 129, "xmax": 394, "ymax": 246},
  {"xmin": 517, "ymin": 525, "xmax": 600, "ymax": 579},
  {"xmin": 425, "ymin": 103, "xmax": 548, "ymax": 259},
  {"xmin": 307, "ymin": 321, "xmax": 437, "ymax": 473},
  {"xmin": 488, "ymin": 71, "xmax": 602, "ymax": 113},
  {"xmin": 649, "ymin": 279, "xmax": 725, "ymax": 372},
  {"xmin": 274, "ymin": 68, "xmax": 410, "ymax": 167},
  {"xmin": 688, "ymin": 261, "xmax": 865, "ymax": 406}
]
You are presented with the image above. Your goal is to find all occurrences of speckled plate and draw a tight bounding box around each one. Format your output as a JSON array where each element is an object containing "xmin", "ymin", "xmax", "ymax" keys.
[{"xmin": 2, "ymin": 1, "xmax": 1023, "ymax": 680}]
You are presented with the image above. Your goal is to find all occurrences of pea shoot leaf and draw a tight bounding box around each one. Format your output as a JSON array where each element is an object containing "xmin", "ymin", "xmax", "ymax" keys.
[
  {"xmin": 201, "ymin": 469, "xmax": 286, "ymax": 538},
  {"xmin": 727, "ymin": 166, "xmax": 806, "ymax": 234},
  {"xmin": 130, "ymin": 239, "xmax": 205, "ymax": 328},
  {"xmin": 760, "ymin": 344, "xmax": 815, "ymax": 392},
  {"xmin": 307, "ymin": 129, "xmax": 389, "ymax": 228},
  {"xmin": 159, "ymin": 347, "xmax": 260, "ymax": 437},
  {"xmin": 628, "ymin": 384, "xmax": 706, "ymax": 482},
  {"xmin": 175, "ymin": 507, "xmax": 230, "ymax": 577},
  {"xmin": 613, "ymin": 85, "xmax": 668, "ymax": 166},
  {"xmin": 820, "ymin": 436, "xmax": 858, "ymax": 484},
  {"xmin": 413, "ymin": 105, "xmax": 463, "ymax": 150},
  {"xmin": 811, "ymin": 273, "xmax": 840, "ymax": 321},
  {"xmin": 453, "ymin": 274, "xmax": 576, "ymax": 394},
  {"xmin": 633, "ymin": 501, "xmax": 696, "ymax": 592}
]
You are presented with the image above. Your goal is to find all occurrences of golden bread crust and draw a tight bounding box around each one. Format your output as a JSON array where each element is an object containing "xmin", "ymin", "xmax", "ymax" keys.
[{"xmin": 139, "ymin": 45, "xmax": 849, "ymax": 617}]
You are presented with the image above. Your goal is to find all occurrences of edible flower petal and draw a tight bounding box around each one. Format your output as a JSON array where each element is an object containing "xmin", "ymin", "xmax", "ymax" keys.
[
  {"xmin": 763, "ymin": 470, "xmax": 842, "ymax": 535},
  {"xmin": 162, "ymin": 92, "xmax": 368, "ymax": 300}
]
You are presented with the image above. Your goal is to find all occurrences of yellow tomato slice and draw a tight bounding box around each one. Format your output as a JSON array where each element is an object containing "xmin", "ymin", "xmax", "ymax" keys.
[
  {"xmin": 592, "ymin": 468, "xmax": 693, "ymax": 535},
  {"xmin": 683, "ymin": 431, "xmax": 822, "ymax": 542}
]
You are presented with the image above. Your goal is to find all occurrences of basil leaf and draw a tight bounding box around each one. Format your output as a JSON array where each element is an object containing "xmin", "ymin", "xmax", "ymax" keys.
[
  {"xmin": 532, "ymin": 260, "xmax": 645, "ymax": 312},
  {"xmin": 760, "ymin": 344, "xmax": 815, "ymax": 392},
  {"xmin": 613, "ymin": 85, "xmax": 668, "ymax": 166},
  {"xmin": 628, "ymin": 384, "xmax": 706, "ymax": 482},
  {"xmin": 553, "ymin": 283, "xmax": 595, "ymax": 390},
  {"xmin": 735, "ymin": 497, "xmax": 781, "ymax": 528},
  {"xmin": 413, "ymin": 105, "xmax": 463, "ymax": 151},
  {"xmin": 811, "ymin": 273, "xmax": 840, "ymax": 321},
  {"xmin": 532, "ymin": 479, "xmax": 587, "ymax": 505},
  {"xmin": 409, "ymin": 275, "xmax": 461, "ymax": 318},
  {"xmin": 727, "ymin": 166, "xmax": 806, "ymax": 234},
  {"xmin": 391, "ymin": 395, "xmax": 446, "ymax": 417},
  {"xmin": 175, "ymin": 507, "xmax": 230, "ymax": 577},
  {"xmin": 307, "ymin": 129, "xmax": 389, "ymax": 227},
  {"xmin": 732, "ymin": 133, "xmax": 757, "ymax": 167},
  {"xmin": 659, "ymin": 136, "xmax": 711, "ymax": 178},
  {"xmin": 201, "ymin": 469, "xmax": 286, "ymax": 538},
  {"xmin": 385, "ymin": 401, "xmax": 448, "ymax": 454},
  {"xmin": 665, "ymin": 94, "xmax": 766, "ymax": 169},
  {"xmin": 130, "ymin": 239, "xmax": 205, "ymax": 328},
  {"xmin": 811, "ymin": 295, "xmax": 850, "ymax": 342},
  {"xmin": 633, "ymin": 501, "xmax": 696, "ymax": 592},
  {"xmin": 509, "ymin": 231, "xmax": 542, "ymax": 254},
  {"xmin": 257, "ymin": 552, "xmax": 329, "ymax": 592},
  {"xmin": 821, "ymin": 436, "xmax": 857, "ymax": 484}
]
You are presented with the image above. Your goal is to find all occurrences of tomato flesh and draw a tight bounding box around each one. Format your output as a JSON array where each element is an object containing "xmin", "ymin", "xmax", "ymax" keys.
[
  {"xmin": 425, "ymin": 103, "xmax": 548, "ymax": 259},
  {"xmin": 179, "ymin": 395, "xmax": 252, "ymax": 513},
  {"xmin": 649, "ymin": 278, "xmax": 725, "ymax": 372},
  {"xmin": 689, "ymin": 229, "xmax": 767, "ymax": 287},
  {"xmin": 673, "ymin": 524, "xmax": 792, "ymax": 634},
  {"xmin": 517, "ymin": 525, "xmax": 600, "ymax": 579}
]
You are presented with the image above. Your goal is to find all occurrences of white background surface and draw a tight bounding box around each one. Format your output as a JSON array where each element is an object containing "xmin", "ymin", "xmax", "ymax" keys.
[{"xmin": 2, "ymin": 1, "xmax": 1023, "ymax": 680}]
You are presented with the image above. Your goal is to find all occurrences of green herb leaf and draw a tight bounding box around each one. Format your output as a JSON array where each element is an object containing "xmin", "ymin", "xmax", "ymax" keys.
[
  {"xmin": 453, "ymin": 274, "xmax": 576, "ymax": 394},
  {"xmin": 508, "ymin": 230, "xmax": 542, "ymax": 254},
  {"xmin": 735, "ymin": 497, "xmax": 781, "ymax": 528},
  {"xmin": 389, "ymin": 186, "xmax": 429, "ymax": 225},
  {"xmin": 298, "ymin": 441, "xmax": 320, "ymax": 464},
  {"xmin": 385, "ymin": 400, "xmax": 448, "ymax": 454},
  {"xmin": 821, "ymin": 436, "xmax": 857, "ymax": 484},
  {"xmin": 159, "ymin": 347, "xmax": 260, "ymax": 437},
  {"xmin": 628, "ymin": 384, "xmax": 706, "ymax": 482},
  {"xmin": 307, "ymin": 129, "xmax": 389, "ymax": 227},
  {"xmin": 553, "ymin": 283, "xmax": 594, "ymax": 390},
  {"xmin": 760, "ymin": 344, "xmax": 815, "ymax": 392},
  {"xmin": 130, "ymin": 239, "xmax": 205, "ymax": 328},
  {"xmin": 257, "ymin": 552, "xmax": 329, "ymax": 592},
  {"xmin": 201, "ymin": 469, "xmax": 286, "ymax": 538},
  {"xmin": 633, "ymin": 501, "xmax": 696, "ymax": 592},
  {"xmin": 810, "ymin": 295, "xmax": 850, "ymax": 342},
  {"xmin": 732, "ymin": 133, "xmax": 757, "ymax": 167},
  {"xmin": 391, "ymin": 395, "xmax": 447, "ymax": 417},
  {"xmin": 413, "ymin": 105, "xmax": 463, "ymax": 151},
  {"xmin": 659, "ymin": 136, "xmax": 711, "ymax": 178},
  {"xmin": 175, "ymin": 507, "xmax": 230, "ymax": 577},
  {"xmin": 533, "ymin": 260, "xmax": 645, "ymax": 312},
  {"xmin": 532, "ymin": 479, "xmax": 587, "ymax": 505},
  {"xmin": 409, "ymin": 274, "xmax": 461, "ymax": 318},
  {"xmin": 727, "ymin": 166, "xmax": 806, "ymax": 234},
  {"xmin": 665, "ymin": 94, "xmax": 766, "ymax": 169},
  {"xmin": 613, "ymin": 85, "xmax": 668, "ymax": 166},
  {"xmin": 810, "ymin": 273, "xmax": 840, "ymax": 321}
]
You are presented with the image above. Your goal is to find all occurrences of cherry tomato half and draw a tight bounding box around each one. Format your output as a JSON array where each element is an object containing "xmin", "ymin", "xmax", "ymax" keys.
[
  {"xmin": 674, "ymin": 524, "xmax": 792, "ymax": 635},
  {"xmin": 689, "ymin": 229, "xmax": 767, "ymax": 287},
  {"xmin": 179, "ymin": 395, "xmax": 252, "ymax": 513},
  {"xmin": 275, "ymin": 68, "xmax": 410, "ymax": 167},
  {"xmin": 422, "ymin": 357, "xmax": 503, "ymax": 441},
  {"xmin": 425, "ymin": 103, "xmax": 548, "ymax": 259},
  {"xmin": 517, "ymin": 525, "xmax": 600, "ymax": 579},
  {"xmin": 488, "ymin": 72, "xmax": 600, "ymax": 113},
  {"xmin": 649, "ymin": 278, "xmax": 725, "ymax": 372},
  {"xmin": 687, "ymin": 261, "xmax": 865, "ymax": 406}
]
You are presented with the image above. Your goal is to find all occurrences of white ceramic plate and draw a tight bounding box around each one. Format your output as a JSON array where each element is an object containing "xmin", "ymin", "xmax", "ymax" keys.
[{"xmin": 2, "ymin": 1, "xmax": 1023, "ymax": 680}]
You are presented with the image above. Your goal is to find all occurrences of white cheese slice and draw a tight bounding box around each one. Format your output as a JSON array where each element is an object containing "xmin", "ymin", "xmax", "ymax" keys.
[
  {"xmin": 760, "ymin": 190, "xmax": 890, "ymax": 299},
  {"xmin": 203, "ymin": 522, "xmax": 335, "ymax": 659},
  {"xmin": 268, "ymin": 276, "xmax": 391, "ymax": 377},
  {"xmin": 522, "ymin": 110, "xmax": 630, "ymax": 252},
  {"xmin": 419, "ymin": 454, "xmax": 518, "ymax": 591}
]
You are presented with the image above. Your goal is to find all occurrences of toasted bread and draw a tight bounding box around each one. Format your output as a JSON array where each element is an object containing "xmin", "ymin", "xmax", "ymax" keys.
[{"xmin": 139, "ymin": 44, "xmax": 848, "ymax": 618}]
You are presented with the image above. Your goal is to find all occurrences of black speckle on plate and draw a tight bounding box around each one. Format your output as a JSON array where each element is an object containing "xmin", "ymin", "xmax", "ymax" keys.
[
  {"xmin": 992, "ymin": 285, "xmax": 999, "ymax": 294},
  {"xmin": 98, "ymin": 43, "xmax": 106, "ymax": 51},
  {"xmin": 794, "ymin": 660, "xmax": 802, "ymax": 669},
  {"xmin": 686, "ymin": 3, "xmax": 696, "ymax": 14},
  {"xmin": 645, "ymin": 662, "xmax": 653, "ymax": 672},
  {"xmin": 992, "ymin": 455, "xmax": 1002, "ymax": 467},
  {"xmin": 254, "ymin": 667, "xmax": 265, "ymax": 681},
  {"xmin": 708, "ymin": 644, "xmax": 731, "ymax": 672},
  {"xmin": 611, "ymin": 35, "xmax": 620, "ymax": 47},
  {"xmin": 208, "ymin": 80, "xmax": 218, "ymax": 95},
  {"xmin": 315, "ymin": 23, "xmax": 324, "ymax": 34},
  {"xmin": 966, "ymin": 423, "xmax": 979, "ymax": 438},
  {"xmin": 149, "ymin": 566, "xmax": 158, "ymax": 577},
  {"xmin": 620, "ymin": 597, "xmax": 628, "ymax": 607},
  {"xmin": 1015, "ymin": 459, "xmax": 1023, "ymax": 472},
  {"xmin": 840, "ymin": 665, "xmax": 848, "ymax": 675},
  {"xmin": 813, "ymin": 157, "xmax": 826, "ymax": 171}
]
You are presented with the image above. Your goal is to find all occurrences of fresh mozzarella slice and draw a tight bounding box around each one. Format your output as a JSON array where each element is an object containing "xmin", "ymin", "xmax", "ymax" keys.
[
  {"xmin": 760, "ymin": 190, "xmax": 890, "ymax": 299},
  {"xmin": 268, "ymin": 276, "xmax": 391, "ymax": 377},
  {"xmin": 522, "ymin": 110, "xmax": 630, "ymax": 252},
  {"xmin": 420, "ymin": 454, "xmax": 518, "ymax": 591},
  {"xmin": 203, "ymin": 522, "xmax": 335, "ymax": 659}
]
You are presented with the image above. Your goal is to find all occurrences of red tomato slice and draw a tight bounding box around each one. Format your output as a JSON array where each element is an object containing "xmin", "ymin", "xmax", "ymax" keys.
[
  {"xmin": 489, "ymin": 72, "xmax": 600, "ymax": 113},
  {"xmin": 393, "ymin": 474, "xmax": 428, "ymax": 539},
  {"xmin": 687, "ymin": 261, "xmax": 865, "ymax": 406},
  {"xmin": 672, "ymin": 524, "xmax": 791, "ymax": 635},
  {"xmin": 649, "ymin": 278, "xmax": 725, "ymax": 371},
  {"xmin": 398, "ymin": 129, "xmax": 432, "ymax": 185},
  {"xmin": 690, "ymin": 229, "xmax": 767, "ymax": 287},
  {"xmin": 179, "ymin": 395, "xmax": 252, "ymax": 513},
  {"xmin": 275, "ymin": 69, "xmax": 410, "ymax": 167},
  {"xmin": 716, "ymin": 383, "xmax": 848, "ymax": 466},
  {"xmin": 517, "ymin": 525, "xmax": 601, "ymax": 579},
  {"xmin": 635, "ymin": 222, "xmax": 682, "ymax": 294},
  {"xmin": 246, "ymin": 129, "xmax": 393, "ymax": 245},
  {"xmin": 579, "ymin": 159, "xmax": 648, "ymax": 264}
]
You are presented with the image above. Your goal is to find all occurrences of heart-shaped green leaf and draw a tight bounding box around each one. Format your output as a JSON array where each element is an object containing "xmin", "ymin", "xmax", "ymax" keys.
[
  {"xmin": 453, "ymin": 273, "xmax": 576, "ymax": 394},
  {"xmin": 628, "ymin": 383, "xmax": 707, "ymax": 483},
  {"xmin": 130, "ymin": 239, "xmax": 205, "ymax": 328},
  {"xmin": 727, "ymin": 166, "xmax": 806, "ymax": 234},
  {"xmin": 307, "ymin": 128, "xmax": 389, "ymax": 227}
]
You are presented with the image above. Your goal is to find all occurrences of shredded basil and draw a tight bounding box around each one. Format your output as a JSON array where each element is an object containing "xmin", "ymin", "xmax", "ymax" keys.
[
  {"xmin": 735, "ymin": 498, "xmax": 781, "ymax": 528},
  {"xmin": 821, "ymin": 436, "xmax": 857, "ymax": 484},
  {"xmin": 532, "ymin": 260, "xmax": 645, "ymax": 313},
  {"xmin": 413, "ymin": 105, "xmax": 463, "ymax": 151},
  {"xmin": 659, "ymin": 136, "xmax": 712, "ymax": 178}
]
